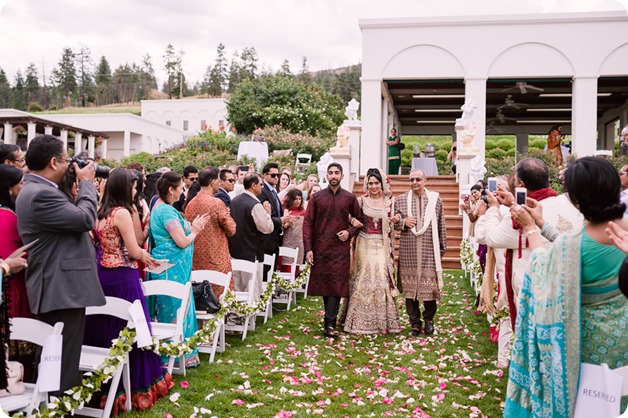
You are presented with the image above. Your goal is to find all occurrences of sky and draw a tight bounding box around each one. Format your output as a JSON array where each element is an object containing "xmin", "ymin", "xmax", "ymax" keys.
[{"xmin": 0, "ymin": 0, "xmax": 626, "ymax": 88}]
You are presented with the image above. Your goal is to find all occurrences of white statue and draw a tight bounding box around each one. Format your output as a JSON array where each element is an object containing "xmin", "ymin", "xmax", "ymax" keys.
[
  {"xmin": 345, "ymin": 99, "xmax": 360, "ymax": 121},
  {"xmin": 457, "ymin": 99, "xmax": 479, "ymax": 153},
  {"xmin": 469, "ymin": 155, "xmax": 487, "ymax": 184},
  {"xmin": 336, "ymin": 124, "xmax": 349, "ymax": 148},
  {"xmin": 317, "ymin": 152, "xmax": 335, "ymax": 186}
]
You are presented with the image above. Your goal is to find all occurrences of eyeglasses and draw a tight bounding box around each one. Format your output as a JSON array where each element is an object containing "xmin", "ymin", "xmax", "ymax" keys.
[
  {"xmin": 268, "ymin": 173, "xmax": 279, "ymax": 178},
  {"xmin": 223, "ymin": 179, "xmax": 235, "ymax": 183},
  {"xmin": 620, "ymin": 171, "xmax": 628, "ymax": 176},
  {"xmin": 409, "ymin": 178, "xmax": 424, "ymax": 183},
  {"xmin": 57, "ymin": 156, "xmax": 72, "ymax": 164},
  {"xmin": 189, "ymin": 177, "xmax": 198, "ymax": 181}
]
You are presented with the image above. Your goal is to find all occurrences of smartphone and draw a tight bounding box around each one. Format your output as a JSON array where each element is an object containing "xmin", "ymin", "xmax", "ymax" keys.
[
  {"xmin": 515, "ymin": 187, "xmax": 527, "ymax": 205},
  {"xmin": 488, "ymin": 177, "xmax": 497, "ymax": 193},
  {"xmin": 239, "ymin": 165, "xmax": 249, "ymax": 172}
]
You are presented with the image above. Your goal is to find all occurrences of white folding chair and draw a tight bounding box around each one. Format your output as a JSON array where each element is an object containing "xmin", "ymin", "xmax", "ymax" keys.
[
  {"xmin": 0, "ymin": 318, "xmax": 64, "ymax": 417},
  {"xmin": 142, "ymin": 280, "xmax": 192, "ymax": 376},
  {"xmin": 295, "ymin": 153, "xmax": 312, "ymax": 175},
  {"xmin": 293, "ymin": 264, "xmax": 310, "ymax": 300},
  {"xmin": 78, "ymin": 297, "xmax": 134, "ymax": 418},
  {"xmin": 257, "ymin": 253, "xmax": 276, "ymax": 323},
  {"xmin": 191, "ymin": 270, "xmax": 232, "ymax": 363},
  {"xmin": 273, "ymin": 246, "xmax": 299, "ymax": 310},
  {"xmin": 226, "ymin": 259, "xmax": 260, "ymax": 341},
  {"xmin": 613, "ymin": 364, "xmax": 628, "ymax": 396}
]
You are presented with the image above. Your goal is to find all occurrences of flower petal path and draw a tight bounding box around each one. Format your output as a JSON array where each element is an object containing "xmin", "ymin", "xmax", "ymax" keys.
[{"xmin": 124, "ymin": 271, "xmax": 508, "ymax": 418}]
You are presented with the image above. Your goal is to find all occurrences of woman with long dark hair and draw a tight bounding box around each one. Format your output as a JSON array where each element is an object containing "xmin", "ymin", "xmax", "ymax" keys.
[
  {"xmin": 281, "ymin": 188, "xmax": 306, "ymax": 265},
  {"xmin": 84, "ymin": 168, "xmax": 172, "ymax": 413},
  {"xmin": 506, "ymin": 157, "xmax": 628, "ymax": 417},
  {"xmin": 148, "ymin": 172, "xmax": 209, "ymax": 369},
  {"xmin": 340, "ymin": 168, "xmax": 401, "ymax": 334}
]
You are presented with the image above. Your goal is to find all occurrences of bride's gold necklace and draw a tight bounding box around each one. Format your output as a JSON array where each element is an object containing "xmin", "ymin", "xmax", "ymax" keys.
[{"xmin": 368, "ymin": 195, "xmax": 383, "ymax": 228}]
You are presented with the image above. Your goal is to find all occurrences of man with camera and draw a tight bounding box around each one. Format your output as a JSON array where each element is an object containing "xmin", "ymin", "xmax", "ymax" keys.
[
  {"xmin": 16, "ymin": 135, "xmax": 106, "ymax": 394},
  {"xmin": 482, "ymin": 157, "xmax": 582, "ymax": 330}
]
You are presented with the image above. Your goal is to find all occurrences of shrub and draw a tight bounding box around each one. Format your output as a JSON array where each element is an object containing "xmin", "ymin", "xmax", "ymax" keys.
[
  {"xmin": 485, "ymin": 140, "xmax": 498, "ymax": 151},
  {"xmin": 435, "ymin": 149, "xmax": 448, "ymax": 162},
  {"xmin": 529, "ymin": 138, "xmax": 547, "ymax": 149},
  {"xmin": 253, "ymin": 125, "xmax": 333, "ymax": 162},
  {"xmin": 486, "ymin": 148, "xmax": 507, "ymax": 160},
  {"xmin": 27, "ymin": 102, "xmax": 43, "ymax": 112},
  {"xmin": 496, "ymin": 139, "xmax": 514, "ymax": 151}
]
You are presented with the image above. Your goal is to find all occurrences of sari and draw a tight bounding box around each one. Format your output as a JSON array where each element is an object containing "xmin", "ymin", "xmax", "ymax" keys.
[
  {"xmin": 148, "ymin": 203, "xmax": 199, "ymax": 367},
  {"xmin": 505, "ymin": 228, "xmax": 628, "ymax": 417}
]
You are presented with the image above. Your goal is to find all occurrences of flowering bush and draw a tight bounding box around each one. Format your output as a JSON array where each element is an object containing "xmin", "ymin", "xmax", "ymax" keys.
[{"xmin": 254, "ymin": 125, "xmax": 334, "ymax": 162}]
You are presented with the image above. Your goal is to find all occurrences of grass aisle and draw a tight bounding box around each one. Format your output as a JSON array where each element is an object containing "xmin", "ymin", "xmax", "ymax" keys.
[{"xmin": 127, "ymin": 271, "xmax": 507, "ymax": 418}]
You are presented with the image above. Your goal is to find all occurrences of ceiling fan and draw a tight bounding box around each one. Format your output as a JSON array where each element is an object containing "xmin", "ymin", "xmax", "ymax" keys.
[
  {"xmin": 498, "ymin": 95, "xmax": 529, "ymax": 110},
  {"xmin": 501, "ymin": 81, "xmax": 545, "ymax": 94},
  {"xmin": 486, "ymin": 122, "xmax": 506, "ymax": 134},
  {"xmin": 488, "ymin": 109, "xmax": 517, "ymax": 124}
]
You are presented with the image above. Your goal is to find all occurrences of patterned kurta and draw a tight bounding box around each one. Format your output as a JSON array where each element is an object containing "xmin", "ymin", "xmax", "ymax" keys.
[
  {"xmin": 303, "ymin": 187, "xmax": 361, "ymax": 297},
  {"xmin": 184, "ymin": 191, "xmax": 237, "ymax": 296},
  {"xmin": 395, "ymin": 191, "xmax": 447, "ymax": 301}
]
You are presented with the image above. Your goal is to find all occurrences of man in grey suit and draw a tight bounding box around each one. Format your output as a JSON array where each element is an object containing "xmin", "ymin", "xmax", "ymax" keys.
[{"xmin": 16, "ymin": 135, "xmax": 105, "ymax": 393}]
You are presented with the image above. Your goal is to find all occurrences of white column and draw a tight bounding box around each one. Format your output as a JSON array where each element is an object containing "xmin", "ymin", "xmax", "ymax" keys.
[
  {"xmin": 27, "ymin": 121, "xmax": 37, "ymax": 147},
  {"xmin": 346, "ymin": 122, "xmax": 361, "ymax": 183},
  {"xmin": 360, "ymin": 79, "xmax": 383, "ymax": 176},
  {"xmin": 44, "ymin": 125, "xmax": 53, "ymax": 135},
  {"xmin": 60, "ymin": 129, "xmax": 68, "ymax": 150},
  {"xmin": 571, "ymin": 76, "xmax": 598, "ymax": 157},
  {"xmin": 123, "ymin": 130, "xmax": 131, "ymax": 157},
  {"xmin": 101, "ymin": 139, "xmax": 108, "ymax": 160},
  {"xmin": 3, "ymin": 122, "xmax": 13, "ymax": 144},
  {"xmin": 463, "ymin": 77, "xmax": 487, "ymax": 161},
  {"xmin": 74, "ymin": 132, "xmax": 83, "ymax": 156},
  {"xmin": 88, "ymin": 135, "xmax": 96, "ymax": 159},
  {"xmin": 515, "ymin": 133, "xmax": 529, "ymax": 155}
]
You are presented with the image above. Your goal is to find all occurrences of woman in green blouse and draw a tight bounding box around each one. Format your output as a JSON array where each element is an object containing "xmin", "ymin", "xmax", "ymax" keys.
[{"xmin": 386, "ymin": 128, "xmax": 401, "ymax": 175}]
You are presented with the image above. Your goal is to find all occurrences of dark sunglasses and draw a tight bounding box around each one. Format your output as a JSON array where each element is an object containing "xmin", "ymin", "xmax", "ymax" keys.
[
  {"xmin": 189, "ymin": 177, "xmax": 199, "ymax": 181},
  {"xmin": 268, "ymin": 173, "xmax": 279, "ymax": 178},
  {"xmin": 223, "ymin": 179, "xmax": 235, "ymax": 183}
]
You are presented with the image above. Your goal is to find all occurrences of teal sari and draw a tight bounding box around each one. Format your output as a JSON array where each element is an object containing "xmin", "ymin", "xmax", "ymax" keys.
[
  {"xmin": 505, "ymin": 228, "xmax": 628, "ymax": 417},
  {"xmin": 148, "ymin": 203, "xmax": 199, "ymax": 367}
]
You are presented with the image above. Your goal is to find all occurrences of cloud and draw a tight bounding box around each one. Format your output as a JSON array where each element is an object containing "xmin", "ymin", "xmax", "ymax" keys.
[{"xmin": 0, "ymin": 0, "xmax": 624, "ymax": 87}]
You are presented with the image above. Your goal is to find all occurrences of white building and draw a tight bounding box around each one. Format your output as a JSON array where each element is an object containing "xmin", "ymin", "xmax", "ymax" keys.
[
  {"xmin": 45, "ymin": 113, "xmax": 184, "ymax": 161},
  {"xmin": 359, "ymin": 11, "xmax": 628, "ymax": 175},
  {"xmin": 141, "ymin": 98, "xmax": 229, "ymax": 135}
]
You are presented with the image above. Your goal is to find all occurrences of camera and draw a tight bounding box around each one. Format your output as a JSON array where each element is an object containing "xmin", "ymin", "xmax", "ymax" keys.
[{"xmin": 71, "ymin": 157, "xmax": 110, "ymax": 179}]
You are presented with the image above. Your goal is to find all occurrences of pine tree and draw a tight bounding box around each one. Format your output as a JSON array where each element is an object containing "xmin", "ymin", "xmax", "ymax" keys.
[
  {"xmin": 208, "ymin": 43, "xmax": 227, "ymax": 97},
  {"xmin": 24, "ymin": 63, "xmax": 40, "ymax": 105},
  {"xmin": 163, "ymin": 44, "xmax": 181, "ymax": 99},
  {"xmin": 95, "ymin": 56, "xmax": 113, "ymax": 105},
  {"xmin": 11, "ymin": 70, "xmax": 26, "ymax": 110},
  {"xmin": 240, "ymin": 47, "xmax": 258, "ymax": 81},
  {"xmin": 297, "ymin": 56, "xmax": 312, "ymax": 85},
  {"xmin": 75, "ymin": 45, "xmax": 94, "ymax": 107},
  {"xmin": 278, "ymin": 59, "xmax": 292, "ymax": 77},
  {"xmin": 227, "ymin": 50, "xmax": 241, "ymax": 93},
  {"xmin": 51, "ymin": 47, "xmax": 78, "ymax": 107},
  {"xmin": 0, "ymin": 68, "xmax": 9, "ymax": 108},
  {"xmin": 139, "ymin": 54, "xmax": 157, "ymax": 100}
]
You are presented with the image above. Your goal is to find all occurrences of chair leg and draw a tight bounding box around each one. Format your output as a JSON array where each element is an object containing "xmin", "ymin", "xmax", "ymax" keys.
[
  {"xmin": 123, "ymin": 360, "xmax": 132, "ymax": 412},
  {"xmin": 102, "ymin": 365, "xmax": 125, "ymax": 418},
  {"xmin": 242, "ymin": 318, "xmax": 249, "ymax": 340},
  {"xmin": 167, "ymin": 355, "xmax": 175, "ymax": 376},
  {"xmin": 209, "ymin": 326, "xmax": 220, "ymax": 363}
]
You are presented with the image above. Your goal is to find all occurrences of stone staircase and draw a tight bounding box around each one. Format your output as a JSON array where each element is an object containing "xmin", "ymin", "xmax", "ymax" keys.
[{"xmin": 352, "ymin": 175, "xmax": 461, "ymax": 270}]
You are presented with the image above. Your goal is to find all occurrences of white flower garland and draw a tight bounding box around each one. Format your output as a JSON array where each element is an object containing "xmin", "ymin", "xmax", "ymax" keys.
[{"xmin": 17, "ymin": 265, "xmax": 311, "ymax": 418}]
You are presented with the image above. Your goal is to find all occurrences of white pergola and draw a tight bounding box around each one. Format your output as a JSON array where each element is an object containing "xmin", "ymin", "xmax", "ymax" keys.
[{"xmin": 359, "ymin": 11, "xmax": 628, "ymax": 175}]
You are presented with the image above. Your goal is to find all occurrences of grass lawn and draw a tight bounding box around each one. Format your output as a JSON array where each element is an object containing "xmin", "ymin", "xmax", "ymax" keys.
[{"xmin": 125, "ymin": 270, "xmax": 507, "ymax": 418}]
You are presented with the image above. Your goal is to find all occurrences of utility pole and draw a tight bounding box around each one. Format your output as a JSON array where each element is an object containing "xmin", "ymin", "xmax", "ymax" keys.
[{"xmin": 179, "ymin": 72, "xmax": 183, "ymax": 99}]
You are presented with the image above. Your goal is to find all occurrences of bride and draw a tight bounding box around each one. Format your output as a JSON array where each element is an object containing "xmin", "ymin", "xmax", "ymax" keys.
[{"xmin": 341, "ymin": 168, "xmax": 402, "ymax": 334}]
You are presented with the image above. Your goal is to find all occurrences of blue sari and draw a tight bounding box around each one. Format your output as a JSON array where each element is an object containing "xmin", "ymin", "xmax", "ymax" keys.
[
  {"xmin": 505, "ymin": 228, "xmax": 628, "ymax": 417},
  {"xmin": 148, "ymin": 203, "xmax": 199, "ymax": 367}
]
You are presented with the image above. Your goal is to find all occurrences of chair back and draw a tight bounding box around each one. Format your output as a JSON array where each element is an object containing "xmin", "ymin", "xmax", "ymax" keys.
[
  {"xmin": 262, "ymin": 253, "xmax": 276, "ymax": 283},
  {"xmin": 231, "ymin": 258, "xmax": 259, "ymax": 278},
  {"xmin": 278, "ymin": 246, "xmax": 299, "ymax": 279},
  {"xmin": 191, "ymin": 270, "xmax": 232, "ymax": 302},
  {"xmin": 10, "ymin": 318, "xmax": 64, "ymax": 348},
  {"xmin": 296, "ymin": 153, "xmax": 312, "ymax": 164},
  {"xmin": 86, "ymin": 296, "xmax": 134, "ymax": 324},
  {"xmin": 613, "ymin": 365, "xmax": 628, "ymax": 396},
  {"xmin": 142, "ymin": 280, "xmax": 192, "ymax": 337}
]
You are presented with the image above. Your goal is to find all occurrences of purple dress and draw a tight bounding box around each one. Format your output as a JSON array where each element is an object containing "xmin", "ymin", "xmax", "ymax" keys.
[{"xmin": 84, "ymin": 208, "xmax": 172, "ymax": 414}]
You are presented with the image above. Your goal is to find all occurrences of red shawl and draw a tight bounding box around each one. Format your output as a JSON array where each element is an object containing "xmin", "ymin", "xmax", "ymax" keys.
[{"xmin": 505, "ymin": 187, "xmax": 557, "ymax": 329}]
